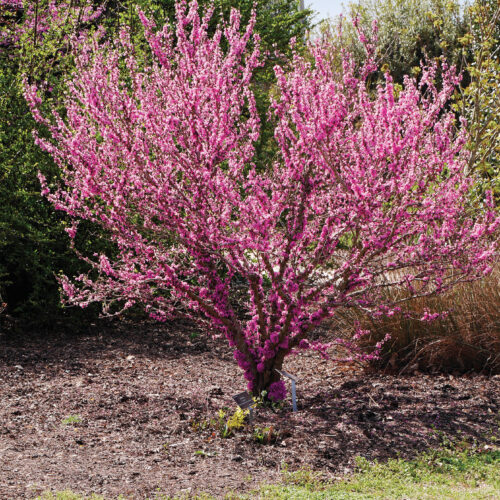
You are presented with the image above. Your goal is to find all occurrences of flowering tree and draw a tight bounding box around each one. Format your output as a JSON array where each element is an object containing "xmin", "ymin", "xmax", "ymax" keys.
[{"xmin": 27, "ymin": 0, "xmax": 499, "ymax": 399}]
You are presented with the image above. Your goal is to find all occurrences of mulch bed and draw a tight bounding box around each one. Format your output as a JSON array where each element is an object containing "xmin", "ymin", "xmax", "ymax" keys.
[{"xmin": 1, "ymin": 320, "xmax": 499, "ymax": 499}]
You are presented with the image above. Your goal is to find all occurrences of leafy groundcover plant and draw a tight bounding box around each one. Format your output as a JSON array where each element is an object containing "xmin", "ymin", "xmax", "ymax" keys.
[{"xmin": 26, "ymin": 0, "xmax": 499, "ymax": 398}]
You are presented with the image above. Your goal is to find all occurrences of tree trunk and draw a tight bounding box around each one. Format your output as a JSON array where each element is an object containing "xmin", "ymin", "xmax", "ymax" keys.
[{"xmin": 251, "ymin": 350, "xmax": 287, "ymax": 398}]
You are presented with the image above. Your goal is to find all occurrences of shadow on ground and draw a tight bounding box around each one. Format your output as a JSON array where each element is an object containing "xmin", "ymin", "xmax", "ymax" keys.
[{"xmin": 0, "ymin": 321, "xmax": 498, "ymax": 498}]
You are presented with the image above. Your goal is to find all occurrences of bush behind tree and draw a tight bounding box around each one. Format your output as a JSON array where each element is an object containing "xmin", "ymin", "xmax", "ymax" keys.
[
  {"xmin": 0, "ymin": 0, "xmax": 107, "ymax": 327},
  {"xmin": 319, "ymin": 0, "xmax": 468, "ymax": 84},
  {"xmin": 456, "ymin": 0, "xmax": 500, "ymax": 200}
]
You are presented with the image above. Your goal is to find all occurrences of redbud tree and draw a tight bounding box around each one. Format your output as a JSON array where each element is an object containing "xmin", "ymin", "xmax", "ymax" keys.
[{"xmin": 27, "ymin": 0, "xmax": 499, "ymax": 399}]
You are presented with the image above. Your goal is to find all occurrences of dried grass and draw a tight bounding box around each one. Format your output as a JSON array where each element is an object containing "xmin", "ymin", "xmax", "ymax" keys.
[{"xmin": 332, "ymin": 265, "xmax": 500, "ymax": 374}]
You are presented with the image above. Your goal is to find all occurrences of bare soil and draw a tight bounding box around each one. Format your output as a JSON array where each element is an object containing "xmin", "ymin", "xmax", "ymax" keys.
[{"xmin": 1, "ymin": 320, "xmax": 499, "ymax": 499}]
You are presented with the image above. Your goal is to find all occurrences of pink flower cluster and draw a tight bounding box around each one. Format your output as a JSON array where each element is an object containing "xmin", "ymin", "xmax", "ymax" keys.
[
  {"xmin": 26, "ymin": 0, "xmax": 499, "ymax": 394},
  {"xmin": 267, "ymin": 381, "xmax": 287, "ymax": 402}
]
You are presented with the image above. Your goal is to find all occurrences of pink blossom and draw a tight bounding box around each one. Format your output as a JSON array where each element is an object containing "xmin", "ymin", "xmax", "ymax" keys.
[{"xmin": 268, "ymin": 380, "xmax": 287, "ymax": 402}]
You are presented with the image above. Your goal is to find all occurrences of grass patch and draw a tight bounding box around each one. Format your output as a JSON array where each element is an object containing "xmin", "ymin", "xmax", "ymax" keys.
[
  {"xmin": 35, "ymin": 492, "xmax": 109, "ymax": 500},
  {"xmin": 257, "ymin": 445, "xmax": 500, "ymax": 499},
  {"xmin": 61, "ymin": 415, "xmax": 82, "ymax": 426}
]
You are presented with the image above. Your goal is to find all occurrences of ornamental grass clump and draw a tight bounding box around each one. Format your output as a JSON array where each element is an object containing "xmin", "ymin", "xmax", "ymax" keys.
[
  {"xmin": 351, "ymin": 264, "xmax": 500, "ymax": 374},
  {"xmin": 26, "ymin": 0, "xmax": 499, "ymax": 397}
]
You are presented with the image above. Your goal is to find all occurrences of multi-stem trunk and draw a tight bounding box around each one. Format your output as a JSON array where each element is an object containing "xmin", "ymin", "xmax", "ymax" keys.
[{"xmin": 250, "ymin": 348, "xmax": 289, "ymax": 398}]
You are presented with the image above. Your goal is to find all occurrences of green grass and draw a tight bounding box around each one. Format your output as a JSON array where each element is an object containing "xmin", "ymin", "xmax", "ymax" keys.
[
  {"xmin": 33, "ymin": 444, "xmax": 500, "ymax": 500},
  {"xmin": 35, "ymin": 493, "xmax": 108, "ymax": 500},
  {"xmin": 60, "ymin": 415, "xmax": 82, "ymax": 426},
  {"xmin": 256, "ymin": 446, "xmax": 500, "ymax": 500}
]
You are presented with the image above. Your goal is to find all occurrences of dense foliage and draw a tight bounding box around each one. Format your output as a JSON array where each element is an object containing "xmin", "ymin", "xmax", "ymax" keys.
[
  {"xmin": 28, "ymin": 1, "xmax": 499, "ymax": 395},
  {"xmin": 0, "ymin": 0, "xmax": 105, "ymax": 324},
  {"xmin": 456, "ymin": 0, "xmax": 500, "ymax": 199},
  {"xmin": 320, "ymin": 0, "xmax": 468, "ymax": 83}
]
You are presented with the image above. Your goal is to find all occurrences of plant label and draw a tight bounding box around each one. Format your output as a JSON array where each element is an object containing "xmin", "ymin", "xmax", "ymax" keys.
[
  {"xmin": 275, "ymin": 369, "xmax": 298, "ymax": 412},
  {"xmin": 232, "ymin": 391, "xmax": 254, "ymax": 409}
]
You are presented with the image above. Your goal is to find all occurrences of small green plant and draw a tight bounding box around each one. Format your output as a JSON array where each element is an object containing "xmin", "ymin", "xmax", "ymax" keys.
[
  {"xmin": 189, "ymin": 331, "xmax": 200, "ymax": 341},
  {"xmin": 189, "ymin": 417, "xmax": 211, "ymax": 432},
  {"xmin": 217, "ymin": 407, "xmax": 249, "ymax": 438},
  {"xmin": 254, "ymin": 390, "xmax": 284, "ymax": 411},
  {"xmin": 194, "ymin": 449, "xmax": 216, "ymax": 458},
  {"xmin": 253, "ymin": 425, "xmax": 280, "ymax": 445},
  {"xmin": 61, "ymin": 415, "xmax": 82, "ymax": 426}
]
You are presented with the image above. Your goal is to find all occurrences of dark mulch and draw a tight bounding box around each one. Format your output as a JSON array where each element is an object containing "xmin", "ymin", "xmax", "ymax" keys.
[{"xmin": 0, "ymin": 320, "xmax": 499, "ymax": 499}]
